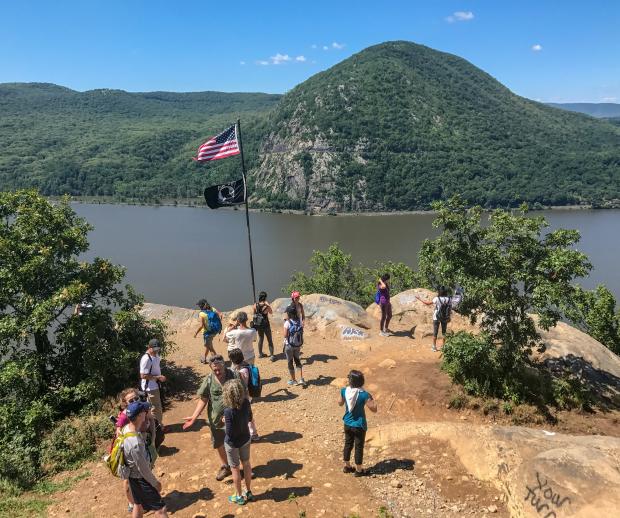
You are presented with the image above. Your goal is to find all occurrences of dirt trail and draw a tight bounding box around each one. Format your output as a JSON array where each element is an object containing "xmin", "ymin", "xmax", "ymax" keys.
[{"xmin": 48, "ymin": 314, "xmax": 514, "ymax": 518}]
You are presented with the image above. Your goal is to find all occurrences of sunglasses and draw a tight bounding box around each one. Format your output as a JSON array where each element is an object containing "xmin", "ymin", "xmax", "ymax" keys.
[{"xmin": 126, "ymin": 397, "xmax": 140, "ymax": 404}]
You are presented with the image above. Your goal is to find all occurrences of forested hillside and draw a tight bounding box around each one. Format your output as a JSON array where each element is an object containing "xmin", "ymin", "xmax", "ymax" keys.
[
  {"xmin": 253, "ymin": 41, "xmax": 620, "ymax": 211},
  {"xmin": 0, "ymin": 83, "xmax": 280, "ymax": 200},
  {"xmin": 2, "ymin": 41, "xmax": 620, "ymax": 210}
]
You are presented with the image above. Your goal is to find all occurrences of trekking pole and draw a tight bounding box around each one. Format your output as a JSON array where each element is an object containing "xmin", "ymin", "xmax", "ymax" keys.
[{"xmin": 237, "ymin": 119, "xmax": 257, "ymax": 304}]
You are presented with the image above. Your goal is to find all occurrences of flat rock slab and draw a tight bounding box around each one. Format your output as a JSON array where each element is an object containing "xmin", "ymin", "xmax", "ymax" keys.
[{"xmin": 367, "ymin": 421, "xmax": 620, "ymax": 517}]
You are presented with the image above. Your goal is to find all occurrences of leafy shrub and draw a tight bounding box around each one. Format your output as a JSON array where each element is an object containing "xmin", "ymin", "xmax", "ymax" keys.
[
  {"xmin": 551, "ymin": 370, "xmax": 593, "ymax": 410},
  {"xmin": 441, "ymin": 331, "xmax": 501, "ymax": 397}
]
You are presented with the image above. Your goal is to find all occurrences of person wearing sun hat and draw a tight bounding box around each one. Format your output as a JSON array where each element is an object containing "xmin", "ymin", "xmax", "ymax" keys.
[{"xmin": 121, "ymin": 401, "xmax": 168, "ymax": 517}]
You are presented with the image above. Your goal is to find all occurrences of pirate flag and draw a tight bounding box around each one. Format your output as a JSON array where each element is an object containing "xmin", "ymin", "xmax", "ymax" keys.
[{"xmin": 204, "ymin": 178, "xmax": 246, "ymax": 209}]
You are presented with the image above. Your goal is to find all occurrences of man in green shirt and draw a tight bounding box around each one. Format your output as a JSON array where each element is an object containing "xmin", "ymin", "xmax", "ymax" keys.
[{"xmin": 183, "ymin": 354, "xmax": 237, "ymax": 481}]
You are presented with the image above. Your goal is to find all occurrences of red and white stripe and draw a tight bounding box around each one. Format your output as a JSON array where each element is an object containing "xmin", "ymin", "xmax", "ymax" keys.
[{"xmin": 194, "ymin": 125, "xmax": 240, "ymax": 162}]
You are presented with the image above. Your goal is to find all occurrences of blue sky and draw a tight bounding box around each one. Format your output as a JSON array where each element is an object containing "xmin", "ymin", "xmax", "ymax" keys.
[{"xmin": 1, "ymin": 1, "xmax": 618, "ymax": 102}]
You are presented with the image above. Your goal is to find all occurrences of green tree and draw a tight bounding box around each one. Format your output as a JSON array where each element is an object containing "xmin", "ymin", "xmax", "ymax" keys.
[
  {"xmin": 0, "ymin": 191, "xmax": 169, "ymax": 488},
  {"xmin": 419, "ymin": 197, "xmax": 592, "ymax": 395}
]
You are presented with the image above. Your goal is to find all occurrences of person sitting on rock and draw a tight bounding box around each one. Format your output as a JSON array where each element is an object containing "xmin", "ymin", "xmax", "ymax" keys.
[
  {"xmin": 183, "ymin": 354, "xmax": 238, "ymax": 481},
  {"xmin": 338, "ymin": 370, "xmax": 377, "ymax": 477},
  {"xmin": 283, "ymin": 306, "xmax": 306, "ymax": 386},
  {"xmin": 223, "ymin": 378, "xmax": 255, "ymax": 506},
  {"xmin": 416, "ymin": 286, "xmax": 452, "ymax": 351},
  {"xmin": 228, "ymin": 347, "xmax": 259, "ymax": 441}
]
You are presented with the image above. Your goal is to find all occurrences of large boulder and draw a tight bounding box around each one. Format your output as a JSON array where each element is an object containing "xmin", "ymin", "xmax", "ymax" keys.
[{"xmin": 367, "ymin": 421, "xmax": 620, "ymax": 517}]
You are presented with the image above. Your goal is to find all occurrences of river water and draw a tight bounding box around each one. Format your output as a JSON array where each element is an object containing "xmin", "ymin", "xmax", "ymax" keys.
[{"xmin": 73, "ymin": 204, "xmax": 620, "ymax": 311}]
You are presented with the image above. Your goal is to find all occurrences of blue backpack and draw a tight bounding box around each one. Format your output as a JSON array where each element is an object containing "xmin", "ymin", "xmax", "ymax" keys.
[
  {"xmin": 287, "ymin": 319, "xmax": 304, "ymax": 347},
  {"xmin": 244, "ymin": 363, "xmax": 262, "ymax": 398},
  {"xmin": 204, "ymin": 310, "xmax": 222, "ymax": 336},
  {"xmin": 374, "ymin": 290, "xmax": 381, "ymax": 305}
]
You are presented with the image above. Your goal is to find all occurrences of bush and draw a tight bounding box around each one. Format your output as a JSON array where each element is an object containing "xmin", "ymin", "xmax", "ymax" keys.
[
  {"xmin": 551, "ymin": 370, "xmax": 593, "ymax": 411},
  {"xmin": 441, "ymin": 331, "xmax": 501, "ymax": 397},
  {"xmin": 40, "ymin": 414, "xmax": 113, "ymax": 474}
]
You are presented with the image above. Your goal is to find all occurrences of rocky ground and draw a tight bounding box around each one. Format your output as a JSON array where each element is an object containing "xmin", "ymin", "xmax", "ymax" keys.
[{"xmin": 47, "ymin": 292, "xmax": 620, "ymax": 517}]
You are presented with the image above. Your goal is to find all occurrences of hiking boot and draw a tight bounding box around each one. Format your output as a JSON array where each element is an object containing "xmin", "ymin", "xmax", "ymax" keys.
[{"xmin": 216, "ymin": 465, "xmax": 232, "ymax": 481}]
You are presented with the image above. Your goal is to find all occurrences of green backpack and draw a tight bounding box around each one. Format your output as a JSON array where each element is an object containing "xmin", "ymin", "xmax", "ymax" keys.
[{"xmin": 103, "ymin": 430, "xmax": 137, "ymax": 478}]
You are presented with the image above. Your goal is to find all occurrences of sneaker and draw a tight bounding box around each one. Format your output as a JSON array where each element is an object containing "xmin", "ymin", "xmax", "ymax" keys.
[
  {"xmin": 297, "ymin": 378, "xmax": 306, "ymax": 386},
  {"xmin": 216, "ymin": 465, "xmax": 232, "ymax": 481},
  {"xmin": 287, "ymin": 379, "xmax": 297, "ymax": 386},
  {"xmin": 251, "ymin": 434, "xmax": 260, "ymax": 442},
  {"xmin": 343, "ymin": 466, "xmax": 355, "ymax": 474},
  {"xmin": 243, "ymin": 490, "xmax": 255, "ymax": 502},
  {"xmin": 200, "ymin": 358, "xmax": 207, "ymax": 364},
  {"xmin": 354, "ymin": 469, "xmax": 368, "ymax": 477},
  {"xmin": 269, "ymin": 355, "xmax": 276, "ymax": 362},
  {"xmin": 379, "ymin": 331, "xmax": 388, "ymax": 337},
  {"xmin": 127, "ymin": 503, "xmax": 134, "ymax": 513},
  {"xmin": 431, "ymin": 345, "xmax": 438, "ymax": 352},
  {"xmin": 228, "ymin": 494, "xmax": 246, "ymax": 505},
  {"xmin": 258, "ymin": 353, "xmax": 267, "ymax": 358}
]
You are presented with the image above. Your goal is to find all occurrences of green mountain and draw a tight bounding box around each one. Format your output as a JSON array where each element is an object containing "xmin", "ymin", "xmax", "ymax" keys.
[
  {"xmin": 1, "ymin": 42, "xmax": 620, "ymax": 210},
  {"xmin": 253, "ymin": 41, "xmax": 620, "ymax": 211},
  {"xmin": 547, "ymin": 102, "xmax": 620, "ymax": 119},
  {"xmin": 0, "ymin": 82, "xmax": 280, "ymax": 199}
]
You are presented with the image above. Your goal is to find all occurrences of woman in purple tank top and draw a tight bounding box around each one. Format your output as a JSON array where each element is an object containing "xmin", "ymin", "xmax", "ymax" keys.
[{"xmin": 378, "ymin": 273, "xmax": 392, "ymax": 336}]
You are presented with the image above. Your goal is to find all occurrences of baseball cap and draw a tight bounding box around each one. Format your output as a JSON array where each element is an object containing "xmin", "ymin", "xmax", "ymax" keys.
[
  {"xmin": 126, "ymin": 401, "xmax": 151, "ymax": 421},
  {"xmin": 291, "ymin": 291, "xmax": 301, "ymax": 299},
  {"xmin": 148, "ymin": 338, "xmax": 161, "ymax": 350}
]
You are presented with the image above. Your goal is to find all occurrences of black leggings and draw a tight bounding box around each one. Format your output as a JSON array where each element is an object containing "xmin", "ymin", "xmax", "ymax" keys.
[
  {"xmin": 343, "ymin": 425, "xmax": 366, "ymax": 465},
  {"xmin": 380, "ymin": 303, "xmax": 392, "ymax": 331},
  {"xmin": 257, "ymin": 326, "xmax": 274, "ymax": 355}
]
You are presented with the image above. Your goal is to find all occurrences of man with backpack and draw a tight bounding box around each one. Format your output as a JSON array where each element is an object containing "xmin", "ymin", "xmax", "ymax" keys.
[
  {"xmin": 121, "ymin": 401, "xmax": 168, "ymax": 518},
  {"xmin": 417, "ymin": 286, "xmax": 452, "ymax": 352},
  {"xmin": 139, "ymin": 339, "xmax": 166, "ymax": 427},
  {"xmin": 195, "ymin": 299, "xmax": 223, "ymax": 364},
  {"xmin": 283, "ymin": 307, "xmax": 306, "ymax": 386}
]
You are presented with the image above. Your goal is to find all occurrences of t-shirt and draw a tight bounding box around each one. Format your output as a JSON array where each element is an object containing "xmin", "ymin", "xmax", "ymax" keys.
[
  {"xmin": 121, "ymin": 425, "xmax": 158, "ymax": 487},
  {"xmin": 224, "ymin": 399, "xmax": 253, "ymax": 448},
  {"xmin": 226, "ymin": 328, "xmax": 257, "ymax": 361},
  {"xmin": 197, "ymin": 369, "xmax": 237, "ymax": 429},
  {"xmin": 378, "ymin": 283, "xmax": 390, "ymax": 305},
  {"xmin": 139, "ymin": 353, "xmax": 161, "ymax": 392},
  {"xmin": 341, "ymin": 387, "xmax": 370, "ymax": 430},
  {"xmin": 432, "ymin": 297, "xmax": 452, "ymax": 322}
]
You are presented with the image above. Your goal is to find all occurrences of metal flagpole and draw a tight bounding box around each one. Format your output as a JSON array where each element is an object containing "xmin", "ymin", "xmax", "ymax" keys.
[{"xmin": 236, "ymin": 119, "xmax": 257, "ymax": 304}]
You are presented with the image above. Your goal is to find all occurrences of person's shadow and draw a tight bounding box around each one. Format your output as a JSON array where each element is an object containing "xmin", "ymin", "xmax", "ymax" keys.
[
  {"xmin": 258, "ymin": 485, "xmax": 312, "ymax": 502},
  {"xmin": 368, "ymin": 458, "xmax": 415, "ymax": 475},
  {"xmin": 165, "ymin": 487, "xmax": 213, "ymax": 513},
  {"xmin": 304, "ymin": 353, "xmax": 338, "ymax": 365},
  {"xmin": 259, "ymin": 388, "xmax": 298, "ymax": 403},
  {"xmin": 259, "ymin": 430, "xmax": 303, "ymax": 444},
  {"xmin": 253, "ymin": 458, "xmax": 303, "ymax": 479}
]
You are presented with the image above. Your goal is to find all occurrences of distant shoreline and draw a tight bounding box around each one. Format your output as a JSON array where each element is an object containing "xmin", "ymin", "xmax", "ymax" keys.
[{"xmin": 54, "ymin": 196, "xmax": 615, "ymax": 216}]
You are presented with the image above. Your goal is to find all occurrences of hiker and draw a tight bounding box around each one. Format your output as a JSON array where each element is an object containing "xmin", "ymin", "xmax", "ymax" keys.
[
  {"xmin": 416, "ymin": 286, "xmax": 452, "ymax": 351},
  {"xmin": 122, "ymin": 401, "xmax": 168, "ymax": 518},
  {"xmin": 377, "ymin": 273, "xmax": 392, "ymax": 336},
  {"xmin": 338, "ymin": 370, "xmax": 377, "ymax": 477},
  {"xmin": 283, "ymin": 306, "xmax": 306, "ymax": 386},
  {"xmin": 228, "ymin": 348, "xmax": 259, "ymax": 441},
  {"xmin": 253, "ymin": 291, "xmax": 275, "ymax": 361},
  {"xmin": 223, "ymin": 311, "xmax": 257, "ymax": 364},
  {"xmin": 223, "ymin": 378, "xmax": 255, "ymax": 505},
  {"xmin": 194, "ymin": 299, "xmax": 223, "ymax": 364},
  {"xmin": 183, "ymin": 354, "xmax": 238, "ymax": 481},
  {"xmin": 139, "ymin": 339, "xmax": 166, "ymax": 427},
  {"xmin": 287, "ymin": 291, "xmax": 306, "ymax": 325}
]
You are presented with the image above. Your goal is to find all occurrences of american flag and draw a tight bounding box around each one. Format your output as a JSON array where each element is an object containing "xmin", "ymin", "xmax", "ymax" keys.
[{"xmin": 194, "ymin": 124, "xmax": 240, "ymax": 162}]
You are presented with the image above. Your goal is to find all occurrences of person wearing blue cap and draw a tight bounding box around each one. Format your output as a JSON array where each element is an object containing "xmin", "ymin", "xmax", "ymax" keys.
[{"xmin": 122, "ymin": 401, "xmax": 168, "ymax": 518}]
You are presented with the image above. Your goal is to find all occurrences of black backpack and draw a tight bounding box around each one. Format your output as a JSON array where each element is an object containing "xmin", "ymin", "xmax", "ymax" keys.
[
  {"xmin": 437, "ymin": 297, "xmax": 452, "ymax": 323},
  {"xmin": 252, "ymin": 303, "xmax": 267, "ymax": 329}
]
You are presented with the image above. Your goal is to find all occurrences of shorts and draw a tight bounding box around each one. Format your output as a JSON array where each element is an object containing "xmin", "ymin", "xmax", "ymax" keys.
[
  {"xmin": 128, "ymin": 477, "xmax": 165, "ymax": 511},
  {"xmin": 224, "ymin": 439, "xmax": 251, "ymax": 467},
  {"xmin": 433, "ymin": 319, "xmax": 448, "ymax": 337},
  {"xmin": 210, "ymin": 426, "xmax": 226, "ymax": 449},
  {"xmin": 203, "ymin": 334, "xmax": 214, "ymax": 347}
]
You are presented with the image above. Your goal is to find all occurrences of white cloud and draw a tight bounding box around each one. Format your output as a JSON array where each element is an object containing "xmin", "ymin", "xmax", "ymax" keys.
[
  {"xmin": 295, "ymin": 55, "xmax": 307, "ymax": 62},
  {"xmin": 446, "ymin": 11, "xmax": 474, "ymax": 23},
  {"xmin": 323, "ymin": 45, "xmax": 329, "ymax": 50},
  {"xmin": 239, "ymin": 61, "xmax": 246, "ymax": 65},
  {"xmin": 270, "ymin": 53, "xmax": 292, "ymax": 65},
  {"xmin": 311, "ymin": 44, "xmax": 317, "ymax": 49},
  {"xmin": 257, "ymin": 60, "xmax": 269, "ymax": 66},
  {"xmin": 602, "ymin": 96, "xmax": 618, "ymax": 102},
  {"xmin": 332, "ymin": 41, "xmax": 345, "ymax": 50},
  {"xmin": 531, "ymin": 44, "xmax": 543, "ymax": 52}
]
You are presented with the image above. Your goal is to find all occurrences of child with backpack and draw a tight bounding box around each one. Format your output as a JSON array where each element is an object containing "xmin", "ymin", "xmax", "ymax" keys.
[
  {"xmin": 223, "ymin": 379, "xmax": 255, "ymax": 506},
  {"xmin": 121, "ymin": 401, "xmax": 168, "ymax": 517},
  {"xmin": 338, "ymin": 370, "xmax": 377, "ymax": 477},
  {"xmin": 228, "ymin": 347, "xmax": 260, "ymax": 441},
  {"xmin": 195, "ymin": 299, "xmax": 223, "ymax": 364},
  {"xmin": 283, "ymin": 307, "xmax": 305, "ymax": 386},
  {"xmin": 416, "ymin": 286, "xmax": 452, "ymax": 351}
]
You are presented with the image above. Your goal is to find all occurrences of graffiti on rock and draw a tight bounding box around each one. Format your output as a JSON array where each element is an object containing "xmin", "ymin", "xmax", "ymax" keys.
[
  {"xmin": 341, "ymin": 327, "xmax": 367, "ymax": 340},
  {"xmin": 524, "ymin": 472, "xmax": 571, "ymax": 518},
  {"xmin": 320, "ymin": 296, "xmax": 342, "ymax": 305}
]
